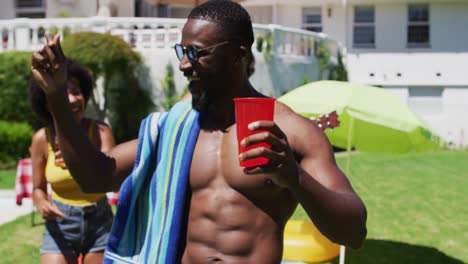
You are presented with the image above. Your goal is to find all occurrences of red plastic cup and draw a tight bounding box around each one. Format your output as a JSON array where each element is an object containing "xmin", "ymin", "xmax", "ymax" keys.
[{"xmin": 234, "ymin": 97, "xmax": 276, "ymax": 168}]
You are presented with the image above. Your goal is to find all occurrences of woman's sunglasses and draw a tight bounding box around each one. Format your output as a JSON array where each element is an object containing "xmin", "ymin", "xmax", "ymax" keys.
[{"xmin": 174, "ymin": 41, "xmax": 229, "ymax": 62}]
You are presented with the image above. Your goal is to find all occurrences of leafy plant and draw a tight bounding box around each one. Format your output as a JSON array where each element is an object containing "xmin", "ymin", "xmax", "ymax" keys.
[
  {"xmin": 179, "ymin": 83, "xmax": 189, "ymax": 101},
  {"xmin": 254, "ymin": 32, "xmax": 273, "ymax": 61},
  {"xmin": 256, "ymin": 34, "xmax": 264, "ymax": 52},
  {"xmin": 263, "ymin": 32, "xmax": 273, "ymax": 61},
  {"xmin": 0, "ymin": 121, "xmax": 33, "ymax": 168},
  {"xmin": 328, "ymin": 51, "xmax": 348, "ymax": 81},
  {"xmin": 55, "ymin": 10, "xmax": 71, "ymax": 18},
  {"xmin": 161, "ymin": 63, "xmax": 177, "ymax": 110},
  {"xmin": 301, "ymin": 75, "xmax": 310, "ymax": 86},
  {"xmin": 315, "ymin": 40, "xmax": 331, "ymax": 80},
  {"xmin": 0, "ymin": 51, "xmax": 42, "ymax": 130}
]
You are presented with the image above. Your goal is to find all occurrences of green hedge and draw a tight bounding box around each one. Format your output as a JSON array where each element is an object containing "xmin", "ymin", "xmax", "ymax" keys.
[
  {"xmin": 0, "ymin": 51, "xmax": 42, "ymax": 130},
  {"xmin": 0, "ymin": 120, "xmax": 34, "ymax": 168}
]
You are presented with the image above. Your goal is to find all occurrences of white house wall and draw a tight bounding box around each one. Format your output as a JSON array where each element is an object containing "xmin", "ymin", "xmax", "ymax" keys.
[
  {"xmin": 111, "ymin": 0, "xmax": 135, "ymax": 17},
  {"xmin": 322, "ymin": 3, "xmax": 347, "ymax": 47},
  {"xmin": 276, "ymin": 4, "xmax": 302, "ymax": 28},
  {"xmin": 46, "ymin": 0, "xmax": 98, "ymax": 18},
  {"xmin": 44, "ymin": 0, "xmax": 133, "ymax": 18},
  {"xmin": 441, "ymin": 88, "xmax": 468, "ymax": 147},
  {"xmin": 0, "ymin": 0, "xmax": 15, "ymax": 19}
]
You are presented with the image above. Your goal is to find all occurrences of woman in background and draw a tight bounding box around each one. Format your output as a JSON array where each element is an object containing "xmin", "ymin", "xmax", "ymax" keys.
[{"xmin": 29, "ymin": 59, "xmax": 115, "ymax": 264}]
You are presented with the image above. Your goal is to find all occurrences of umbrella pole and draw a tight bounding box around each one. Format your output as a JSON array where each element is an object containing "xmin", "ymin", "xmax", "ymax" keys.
[{"xmin": 346, "ymin": 116, "xmax": 354, "ymax": 175}]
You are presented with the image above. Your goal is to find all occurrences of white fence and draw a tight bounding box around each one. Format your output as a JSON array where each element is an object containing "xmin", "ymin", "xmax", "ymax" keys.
[
  {"xmin": 0, "ymin": 17, "xmax": 344, "ymax": 60},
  {"xmin": 0, "ymin": 17, "xmax": 187, "ymax": 52}
]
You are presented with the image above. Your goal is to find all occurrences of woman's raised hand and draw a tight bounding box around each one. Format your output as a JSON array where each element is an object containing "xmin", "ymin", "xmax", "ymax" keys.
[{"xmin": 31, "ymin": 33, "xmax": 68, "ymax": 95}]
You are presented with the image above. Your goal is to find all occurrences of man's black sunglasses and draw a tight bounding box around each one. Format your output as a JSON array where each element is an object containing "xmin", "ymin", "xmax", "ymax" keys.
[{"xmin": 174, "ymin": 41, "xmax": 229, "ymax": 62}]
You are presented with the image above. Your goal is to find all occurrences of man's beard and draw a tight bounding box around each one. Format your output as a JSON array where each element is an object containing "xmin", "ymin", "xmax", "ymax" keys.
[
  {"xmin": 190, "ymin": 79, "xmax": 221, "ymax": 113},
  {"xmin": 192, "ymin": 89, "xmax": 209, "ymax": 112},
  {"xmin": 190, "ymin": 73, "xmax": 228, "ymax": 112}
]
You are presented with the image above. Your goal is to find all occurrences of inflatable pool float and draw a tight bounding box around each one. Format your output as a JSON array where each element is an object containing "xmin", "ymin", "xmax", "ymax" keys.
[{"xmin": 283, "ymin": 220, "xmax": 340, "ymax": 263}]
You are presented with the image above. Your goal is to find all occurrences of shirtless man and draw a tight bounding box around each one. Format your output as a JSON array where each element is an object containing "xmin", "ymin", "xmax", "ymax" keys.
[{"xmin": 31, "ymin": 1, "xmax": 367, "ymax": 263}]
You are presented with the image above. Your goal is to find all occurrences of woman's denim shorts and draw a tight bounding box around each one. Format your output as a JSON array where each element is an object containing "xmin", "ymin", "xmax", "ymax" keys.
[{"xmin": 40, "ymin": 197, "xmax": 114, "ymax": 257}]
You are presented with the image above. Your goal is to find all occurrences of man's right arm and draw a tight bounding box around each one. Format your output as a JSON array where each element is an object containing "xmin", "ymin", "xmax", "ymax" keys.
[
  {"xmin": 31, "ymin": 34, "xmax": 137, "ymax": 193},
  {"xmin": 51, "ymin": 90, "xmax": 137, "ymax": 192}
]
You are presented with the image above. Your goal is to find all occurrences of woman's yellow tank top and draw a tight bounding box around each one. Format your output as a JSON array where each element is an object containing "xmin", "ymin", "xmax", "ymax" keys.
[{"xmin": 45, "ymin": 120, "xmax": 106, "ymax": 206}]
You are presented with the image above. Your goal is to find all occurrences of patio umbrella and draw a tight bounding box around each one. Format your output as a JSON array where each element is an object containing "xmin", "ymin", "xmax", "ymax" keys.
[{"xmin": 278, "ymin": 80, "xmax": 443, "ymax": 153}]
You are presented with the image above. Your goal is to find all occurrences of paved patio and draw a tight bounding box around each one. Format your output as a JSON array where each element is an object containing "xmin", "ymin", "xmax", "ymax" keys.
[{"xmin": 0, "ymin": 190, "xmax": 33, "ymax": 225}]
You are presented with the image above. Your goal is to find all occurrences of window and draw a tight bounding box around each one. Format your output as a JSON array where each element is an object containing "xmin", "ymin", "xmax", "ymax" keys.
[
  {"xmin": 15, "ymin": 0, "xmax": 45, "ymax": 18},
  {"xmin": 136, "ymin": 0, "xmax": 158, "ymax": 17},
  {"xmin": 408, "ymin": 87, "xmax": 443, "ymax": 115},
  {"xmin": 408, "ymin": 4, "xmax": 430, "ymax": 47},
  {"xmin": 16, "ymin": 0, "xmax": 44, "ymax": 8},
  {"xmin": 302, "ymin": 8, "xmax": 322, "ymax": 32},
  {"xmin": 353, "ymin": 6, "xmax": 375, "ymax": 48}
]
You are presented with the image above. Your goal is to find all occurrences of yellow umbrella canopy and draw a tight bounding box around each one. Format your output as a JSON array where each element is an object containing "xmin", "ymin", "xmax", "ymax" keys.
[{"xmin": 278, "ymin": 80, "xmax": 444, "ymax": 153}]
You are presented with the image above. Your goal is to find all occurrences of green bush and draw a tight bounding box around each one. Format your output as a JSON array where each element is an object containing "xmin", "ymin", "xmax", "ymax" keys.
[
  {"xmin": 328, "ymin": 51, "xmax": 348, "ymax": 81},
  {"xmin": 62, "ymin": 32, "xmax": 155, "ymax": 143},
  {"xmin": 264, "ymin": 32, "xmax": 273, "ymax": 61},
  {"xmin": 256, "ymin": 35, "xmax": 264, "ymax": 52},
  {"xmin": 315, "ymin": 41, "xmax": 331, "ymax": 80},
  {"xmin": 0, "ymin": 51, "xmax": 42, "ymax": 130},
  {"xmin": 162, "ymin": 63, "xmax": 177, "ymax": 111},
  {"xmin": 0, "ymin": 120, "xmax": 34, "ymax": 168}
]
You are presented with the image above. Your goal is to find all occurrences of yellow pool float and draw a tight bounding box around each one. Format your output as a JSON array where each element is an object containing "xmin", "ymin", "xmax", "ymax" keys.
[{"xmin": 283, "ymin": 220, "xmax": 340, "ymax": 263}]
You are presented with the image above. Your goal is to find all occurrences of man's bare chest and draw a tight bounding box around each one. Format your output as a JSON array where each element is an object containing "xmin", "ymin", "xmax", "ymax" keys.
[{"xmin": 189, "ymin": 128, "xmax": 279, "ymax": 195}]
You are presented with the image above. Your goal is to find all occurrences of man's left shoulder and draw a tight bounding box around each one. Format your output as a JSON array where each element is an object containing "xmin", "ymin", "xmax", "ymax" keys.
[
  {"xmin": 274, "ymin": 101, "xmax": 313, "ymax": 129},
  {"xmin": 274, "ymin": 101, "xmax": 324, "ymax": 151}
]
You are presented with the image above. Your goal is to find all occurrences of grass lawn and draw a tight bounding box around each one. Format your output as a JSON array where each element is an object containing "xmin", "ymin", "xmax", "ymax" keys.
[
  {"xmin": 292, "ymin": 151, "xmax": 467, "ymax": 264},
  {"xmin": 0, "ymin": 215, "xmax": 44, "ymax": 264},
  {"xmin": 0, "ymin": 169, "xmax": 15, "ymax": 189},
  {"xmin": 0, "ymin": 151, "xmax": 466, "ymax": 264}
]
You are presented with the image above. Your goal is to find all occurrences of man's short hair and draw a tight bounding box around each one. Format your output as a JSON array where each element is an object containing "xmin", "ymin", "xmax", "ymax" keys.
[{"xmin": 188, "ymin": 0, "xmax": 254, "ymax": 48}]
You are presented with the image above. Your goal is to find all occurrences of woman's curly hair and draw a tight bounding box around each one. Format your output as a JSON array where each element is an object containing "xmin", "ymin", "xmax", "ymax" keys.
[{"xmin": 29, "ymin": 59, "xmax": 94, "ymax": 126}]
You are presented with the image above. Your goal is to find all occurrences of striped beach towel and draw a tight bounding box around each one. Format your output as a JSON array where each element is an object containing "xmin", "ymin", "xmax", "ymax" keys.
[{"xmin": 104, "ymin": 101, "xmax": 200, "ymax": 264}]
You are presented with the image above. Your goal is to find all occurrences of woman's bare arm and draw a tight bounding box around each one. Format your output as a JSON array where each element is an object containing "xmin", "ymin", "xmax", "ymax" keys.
[{"xmin": 30, "ymin": 129, "xmax": 64, "ymax": 220}]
